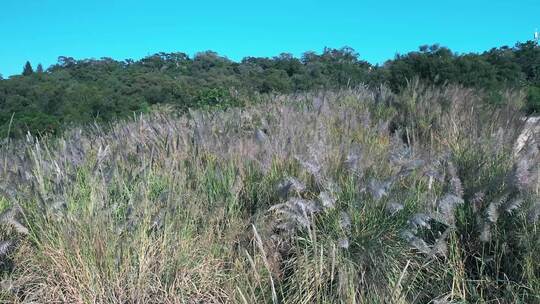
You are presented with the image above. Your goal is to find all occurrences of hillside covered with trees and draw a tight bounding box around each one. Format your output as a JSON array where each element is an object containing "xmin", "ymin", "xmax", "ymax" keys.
[{"xmin": 1, "ymin": 41, "xmax": 540, "ymax": 137}]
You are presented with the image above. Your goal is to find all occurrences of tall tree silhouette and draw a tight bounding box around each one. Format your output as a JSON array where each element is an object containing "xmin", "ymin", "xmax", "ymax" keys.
[{"xmin": 22, "ymin": 61, "xmax": 34, "ymax": 76}]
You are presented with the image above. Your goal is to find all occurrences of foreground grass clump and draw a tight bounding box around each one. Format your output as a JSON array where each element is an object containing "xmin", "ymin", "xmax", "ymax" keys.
[{"xmin": 0, "ymin": 84, "xmax": 538, "ymax": 303}]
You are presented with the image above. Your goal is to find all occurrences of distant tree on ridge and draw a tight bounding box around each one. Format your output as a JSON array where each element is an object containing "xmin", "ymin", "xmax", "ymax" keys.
[{"xmin": 22, "ymin": 61, "xmax": 34, "ymax": 76}]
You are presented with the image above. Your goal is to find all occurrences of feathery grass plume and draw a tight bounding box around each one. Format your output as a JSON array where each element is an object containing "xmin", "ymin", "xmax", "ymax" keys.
[
  {"xmin": 471, "ymin": 191, "xmax": 485, "ymax": 214},
  {"xmin": 479, "ymin": 219, "xmax": 492, "ymax": 243},
  {"xmin": 504, "ymin": 198, "xmax": 523, "ymax": 214},
  {"xmin": 0, "ymin": 277, "xmax": 14, "ymax": 294},
  {"xmin": 492, "ymin": 126, "xmax": 506, "ymax": 150},
  {"xmin": 431, "ymin": 236, "xmax": 448, "ymax": 258},
  {"xmin": 512, "ymin": 136, "xmax": 539, "ymax": 189},
  {"xmin": 231, "ymin": 174, "xmax": 244, "ymax": 199},
  {"xmin": 343, "ymin": 152, "xmax": 361, "ymax": 173},
  {"xmin": 446, "ymin": 160, "xmax": 463, "ymax": 198},
  {"xmin": 408, "ymin": 213, "xmax": 431, "ymax": 230},
  {"xmin": 388, "ymin": 134, "xmax": 411, "ymax": 164},
  {"xmin": 255, "ymin": 129, "xmax": 268, "ymax": 144},
  {"xmin": 0, "ymin": 205, "xmax": 22, "ymax": 223},
  {"xmin": 485, "ymin": 193, "xmax": 509, "ymax": 223},
  {"xmin": 150, "ymin": 209, "xmax": 166, "ymax": 233},
  {"xmin": 527, "ymin": 201, "xmax": 540, "ymax": 223},
  {"xmin": 343, "ymin": 144, "xmax": 363, "ymax": 173},
  {"xmin": 514, "ymin": 157, "xmax": 534, "ymax": 191},
  {"xmin": 385, "ymin": 201, "xmax": 404, "ymax": 216},
  {"xmin": 0, "ymin": 240, "xmax": 13, "ymax": 256},
  {"xmin": 514, "ymin": 117, "xmax": 539, "ymax": 154},
  {"xmin": 375, "ymin": 120, "xmax": 390, "ymax": 136},
  {"xmin": 5, "ymin": 218, "xmax": 29, "ymax": 235},
  {"xmin": 436, "ymin": 194, "xmax": 464, "ymax": 225},
  {"xmin": 269, "ymin": 198, "xmax": 321, "ymax": 231},
  {"xmin": 403, "ymin": 226, "xmax": 450, "ymax": 257},
  {"xmin": 294, "ymin": 156, "xmax": 322, "ymax": 180},
  {"xmin": 368, "ymin": 178, "xmax": 392, "ymax": 201},
  {"xmin": 396, "ymin": 159, "xmax": 425, "ymax": 179},
  {"xmin": 339, "ymin": 211, "xmax": 351, "ymax": 232},
  {"xmin": 0, "ymin": 185, "xmax": 16, "ymax": 203},
  {"xmin": 277, "ymin": 177, "xmax": 306, "ymax": 199},
  {"xmin": 389, "ymin": 142, "xmax": 424, "ymax": 173},
  {"xmin": 423, "ymin": 159, "xmax": 445, "ymax": 189},
  {"xmin": 323, "ymin": 178, "xmax": 341, "ymax": 195},
  {"xmin": 400, "ymin": 230, "xmax": 431, "ymax": 254},
  {"xmin": 318, "ymin": 191, "xmax": 336, "ymax": 210},
  {"xmin": 486, "ymin": 202, "xmax": 499, "ymax": 223},
  {"xmin": 337, "ymin": 237, "xmax": 349, "ymax": 249},
  {"xmin": 312, "ymin": 95, "xmax": 325, "ymax": 114},
  {"xmin": 0, "ymin": 205, "xmax": 29, "ymax": 235}
]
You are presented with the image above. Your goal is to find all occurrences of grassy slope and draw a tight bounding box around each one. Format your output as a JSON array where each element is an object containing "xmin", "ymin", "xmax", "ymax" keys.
[{"xmin": 0, "ymin": 84, "xmax": 539, "ymax": 303}]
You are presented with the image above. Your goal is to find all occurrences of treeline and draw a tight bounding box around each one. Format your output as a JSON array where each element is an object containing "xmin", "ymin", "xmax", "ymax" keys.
[{"xmin": 1, "ymin": 41, "xmax": 539, "ymax": 137}]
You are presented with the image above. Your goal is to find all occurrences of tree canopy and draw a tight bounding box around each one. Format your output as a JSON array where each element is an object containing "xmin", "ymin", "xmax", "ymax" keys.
[{"xmin": 1, "ymin": 42, "xmax": 539, "ymax": 138}]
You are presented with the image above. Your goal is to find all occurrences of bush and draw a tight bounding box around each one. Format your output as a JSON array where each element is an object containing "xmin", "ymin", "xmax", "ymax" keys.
[{"xmin": 526, "ymin": 86, "xmax": 540, "ymax": 113}]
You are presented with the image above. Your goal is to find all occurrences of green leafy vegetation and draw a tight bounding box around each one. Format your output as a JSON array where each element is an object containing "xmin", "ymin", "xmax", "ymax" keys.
[
  {"xmin": 1, "ymin": 42, "xmax": 540, "ymax": 138},
  {"xmin": 0, "ymin": 84, "xmax": 538, "ymax": 302}
]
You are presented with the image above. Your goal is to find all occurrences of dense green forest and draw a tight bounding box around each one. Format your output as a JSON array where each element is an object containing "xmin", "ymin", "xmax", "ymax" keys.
[{"xmin": 1, "ymin": 41, "xmax": 539, "ymax": 137}]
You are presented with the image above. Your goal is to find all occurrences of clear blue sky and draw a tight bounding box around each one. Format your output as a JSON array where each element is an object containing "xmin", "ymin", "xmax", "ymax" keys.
[{"xmin": 1, "ymin": 0, "xmax": 538, "ymax": 77}]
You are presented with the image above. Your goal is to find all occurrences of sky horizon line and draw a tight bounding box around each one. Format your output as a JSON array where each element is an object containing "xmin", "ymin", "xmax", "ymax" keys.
[{"xmin": 2, "ymin": 37, "xmax": 537, "ymax": 78}]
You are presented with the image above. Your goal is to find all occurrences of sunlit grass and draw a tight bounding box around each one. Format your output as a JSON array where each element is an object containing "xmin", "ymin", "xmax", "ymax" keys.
[{"xmin": 0, "ymin": 84, "xmax": 538, "ymax": 303}]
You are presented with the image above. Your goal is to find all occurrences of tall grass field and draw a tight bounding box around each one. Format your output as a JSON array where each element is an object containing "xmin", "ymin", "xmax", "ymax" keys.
[{"xmin": 0, "ymin": 83, "xmax": 539, "ymax": 303}]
